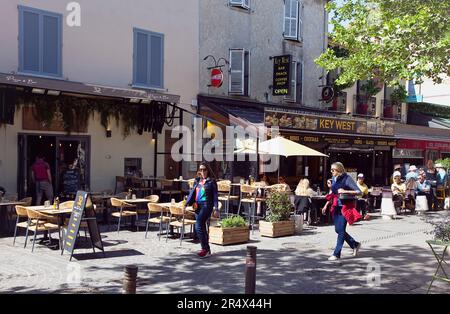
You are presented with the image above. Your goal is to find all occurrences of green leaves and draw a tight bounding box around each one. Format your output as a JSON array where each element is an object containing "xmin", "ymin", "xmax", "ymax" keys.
[
  {"xmin": 220, "ymin": 215, "xmax": 247, "ymax": 228},
  {"xmin": 265, "ymin": 191, "xmax": 293, "ymax": 222},
  {"xmin": 316, "ymin": 0, "xmax": 450, "ymax": 86}
]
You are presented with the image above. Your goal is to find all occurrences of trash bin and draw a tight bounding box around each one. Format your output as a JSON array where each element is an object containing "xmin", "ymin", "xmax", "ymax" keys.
[{"xmin": 291, "ymin": 214, "xmax": 303, "ymax": 234}]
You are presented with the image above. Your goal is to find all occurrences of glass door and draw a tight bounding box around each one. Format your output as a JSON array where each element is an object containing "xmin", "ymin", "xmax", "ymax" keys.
[{"xmin": 55, "ymin": 136, "xmax": 90, "ymax": 196}]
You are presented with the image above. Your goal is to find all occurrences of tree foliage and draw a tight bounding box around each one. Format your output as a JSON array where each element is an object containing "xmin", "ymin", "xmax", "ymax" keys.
[{"xmin": 316, "ymin": 0, "xmax": 450, "ymax": 86}]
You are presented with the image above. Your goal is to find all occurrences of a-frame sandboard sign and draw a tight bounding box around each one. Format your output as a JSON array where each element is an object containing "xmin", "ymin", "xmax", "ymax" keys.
[{"xmin": 62, "ymin": 191, "xmax": 105, "ymax": 261}]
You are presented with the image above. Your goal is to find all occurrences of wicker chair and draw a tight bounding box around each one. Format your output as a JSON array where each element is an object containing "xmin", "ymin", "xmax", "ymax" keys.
[
  {"xmin": 110, "ymin": 198, "xmax": 137, "ymax": 234},
  {"xmin": 145, "ymin": 203, "xmax": 173, "ymax": 240},
  {"xmin": 13, "ymin": 205, "xmax": 31, "ymax": 247},
  {"xmin": 168, "ymin": 205, "xmax": 196, "ymax": 246},
  {"xmin": 217, "ymin": 180, "xmax": 239, "ymax": 217},
  {"xmin": 25, "ymin": 208, "xmax": 60, "ymax": 252}
]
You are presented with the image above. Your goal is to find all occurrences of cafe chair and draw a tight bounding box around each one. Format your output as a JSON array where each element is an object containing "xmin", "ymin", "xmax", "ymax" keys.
[
  {"xmin": 144, "ymin": 195, "xmax": 160, "ymax": 203},
  {"xmin": 7, "ymin": 196, "xmax": 33, "ymax": 230},
  {"xmin": 168, "ymin": 205, "xmax": 196, "ymax": 246},
  {"xmin": 238, "ymin": 185, "xmax": 259, "ymax": 232},
  {"xmin": 217, "ymin": 180, "xmax": 238, "ymax": 217},
  {"xmin": 114, "ymin": 176, "xmax": 127, "ymax": 195},
  {"xmin": 13, "ymin": 205, "xmax": 32, "ymax": 247},
  {"xmin": 145, "ymin": 203, "xmax": 173, "ymax": 240},
  {"xmin": 160, "ymin": 179, "xmax": 182, "ymax": 202},
  {"xmin": 436, "ymin": 186, "xmax": 446, "ymax": 210},
  {"xmin": 131, "ymin": 177, "xmax": 152, "ymax": 197},
  {"xmin": 110, "ymin": 198, "xmax": 137, "ymax": 234},
  {"xmin": 25, "ymin": 208, "xmax": 61, "ymax": 252}
]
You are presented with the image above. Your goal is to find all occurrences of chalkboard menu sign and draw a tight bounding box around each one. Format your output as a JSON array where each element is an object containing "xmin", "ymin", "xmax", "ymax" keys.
[
  {"xmin": 272, "ymin": 55, "xmax": 291, "ymax": 96},
  {"xmin": 63, "ymin": 191, "xmax": 104, "ymax": 260},
  {"xmin": 62, "ymin": 169, "xmax": 80, "ymax": 194}
]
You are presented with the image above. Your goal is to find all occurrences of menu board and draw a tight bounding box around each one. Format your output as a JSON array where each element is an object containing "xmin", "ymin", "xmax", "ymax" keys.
[
  {"xmin": 62, "ymin": 169, "xmax": 80, "ymax": 194},
  {"xmin": 63, "ymin": 191, "xmax": 104, "ymax": 260},
  {"xmin": 63, "ymin": 191, "xmax": 88, "ymax": 255}
]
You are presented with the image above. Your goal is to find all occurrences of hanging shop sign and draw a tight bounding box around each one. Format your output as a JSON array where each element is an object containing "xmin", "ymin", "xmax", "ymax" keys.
[
  {"xmin": 272, "ymin": 55, "xmax": 291, "ymax": 96},
  {"xmin": 210, "ymin": 68, "xmax": 224, "ymax": 88},
  {"xmin": 265, "ymin": 108, "xmax": 395, "ymax": 136}
]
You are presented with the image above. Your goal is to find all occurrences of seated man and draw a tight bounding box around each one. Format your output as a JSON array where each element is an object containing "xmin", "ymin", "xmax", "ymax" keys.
[
  {"xmin": 391, "ymin": 171, "xmax": 406, "ymax": 213},
  {"xmin": 416, "ymin": 173, "xmax": 432, "ymax": 211}
]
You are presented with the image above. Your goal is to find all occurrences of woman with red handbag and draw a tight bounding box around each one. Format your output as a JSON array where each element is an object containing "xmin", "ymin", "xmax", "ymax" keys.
[
  {"xmin": 325, "ymin": 162, "xmax": 362, "ymax": 261},
  {"xmin": 186, "ymin": 162, "xmax": 219, "ymax": 259}
]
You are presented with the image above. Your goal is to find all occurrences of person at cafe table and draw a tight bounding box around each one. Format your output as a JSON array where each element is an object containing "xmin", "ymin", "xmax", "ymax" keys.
[{"xmin": 185, "ymin": 162, "xmax": 219, "ymax": 259}]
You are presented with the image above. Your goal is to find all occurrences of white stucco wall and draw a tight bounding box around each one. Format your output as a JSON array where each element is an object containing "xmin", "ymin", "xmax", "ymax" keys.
[{"xmin": 0, "ymin": 0, "xmax": 199, "ymax": 194}]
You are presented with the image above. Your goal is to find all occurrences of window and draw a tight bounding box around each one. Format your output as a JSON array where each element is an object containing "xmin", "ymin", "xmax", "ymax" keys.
[
  {"xmin": 284, "ymin": 0, "xmax": 302, "ymax": 41},
  {"xmin": 229, "ymin": 0, "xmax": 250, "ymax": 10},
  {"xmin": 229, "ymin": 49, "xmax": 250, "ymax": 96},
  {"xmin": 284, "ymin": 61, "xmax": 303, "ymax": 103},
  {"xmin": 19, "ymin": 6, "xmax": 62, "ymax": 77},
  {"xmin": 133, "ymin": 28, "xmax": 164, "ymax": 89}
]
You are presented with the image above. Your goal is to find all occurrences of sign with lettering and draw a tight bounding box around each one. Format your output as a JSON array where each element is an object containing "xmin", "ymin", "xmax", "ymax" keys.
[
  {"xmin": 393, "ymin": 148, "xmax": 424, "ymax": 159},
  {"xmin": 272, "ymin": 55, "xmax": 291, "ymax": 96},
  {"xmin": 63, "ymin": 191, "xmax": 104, "ymax": 260},
  {"xmin": 264, "ymin": 109, "xmax": 395, "ymax": 136},
  {"xmin": 286, "ymin": 134, "xmax": 396, "ymax": 147}
]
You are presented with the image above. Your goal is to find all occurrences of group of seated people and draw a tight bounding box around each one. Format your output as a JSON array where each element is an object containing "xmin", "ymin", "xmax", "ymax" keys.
[{"xmin": 391, "ymin": 161, "xmax": 448, "ymax": 213}]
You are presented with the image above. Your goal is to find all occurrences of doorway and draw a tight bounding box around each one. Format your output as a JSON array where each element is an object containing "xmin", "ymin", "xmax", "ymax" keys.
[{"xmin": 18, "ymin": 134, "xmax": 90, "ymax": 203}]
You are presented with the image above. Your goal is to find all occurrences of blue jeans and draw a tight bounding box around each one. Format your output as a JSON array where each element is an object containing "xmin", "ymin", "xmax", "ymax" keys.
[
  {"xmin": 195, "ymin": 202, "xmax": 213, "ymax": 251},
  {"xmin": 333, "ymin": 209, "xmax": 358, "ymax": 258}
]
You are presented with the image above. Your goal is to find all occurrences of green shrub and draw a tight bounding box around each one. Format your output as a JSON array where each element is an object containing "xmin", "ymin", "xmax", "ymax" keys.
[
  {"xmin": 220, "ymin": 215, "xmax": 247, "ymax": 228},
  {"xmin": 265, "ymin": 191, "xmax": 293, "ymax": 222}
]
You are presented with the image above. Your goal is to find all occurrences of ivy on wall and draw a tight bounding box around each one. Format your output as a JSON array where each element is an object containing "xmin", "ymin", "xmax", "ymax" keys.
[{"xmin": 15, "ymin": 93, "xmax": 173, "ymax": 137}]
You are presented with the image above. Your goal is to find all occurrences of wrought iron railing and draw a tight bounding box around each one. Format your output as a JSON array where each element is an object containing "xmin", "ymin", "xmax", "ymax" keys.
[
  {"xmin": 381, "ymin": 99, "xmax": 401, "ymax": 120},
  {"xmin": 353, "ymin": 95, "xmax": 376, "ymax": 116}
]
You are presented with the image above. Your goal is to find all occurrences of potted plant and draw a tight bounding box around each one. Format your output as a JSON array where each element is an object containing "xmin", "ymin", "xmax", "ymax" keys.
[
  {"xmin": 209, "ymin": 215, "xmax": 250, "ymax": 245},
  {"xmin": 260, "ymin": 191, "xmax": 295, "ymax": 237},
  {"xmin": 359, "ymin": 79, "xmax": 381, "ymax": 115}
]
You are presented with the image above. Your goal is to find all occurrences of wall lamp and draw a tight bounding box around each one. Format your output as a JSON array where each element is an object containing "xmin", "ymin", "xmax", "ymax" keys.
[{"xmin": 106, "ymin": 129, "xmax": 112, "ymax": 138}]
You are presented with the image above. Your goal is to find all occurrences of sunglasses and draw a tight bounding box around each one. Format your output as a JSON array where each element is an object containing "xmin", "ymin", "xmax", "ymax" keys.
[{"xmin": 330, "ymin": 169, "xmax": 338, "ymax": 172}]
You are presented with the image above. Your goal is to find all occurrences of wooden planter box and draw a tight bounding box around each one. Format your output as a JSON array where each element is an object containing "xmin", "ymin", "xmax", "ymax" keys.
[
  {"xmin": 259, "ymin": 220, "xmax": 295, "ymax": 238},
  {"xmin": 209, "ymin": 226, "xmax": 250, "ymax": 245}
]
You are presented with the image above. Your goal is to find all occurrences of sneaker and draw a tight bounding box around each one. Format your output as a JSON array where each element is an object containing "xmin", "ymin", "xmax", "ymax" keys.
[
  {"xmin": 363, "ymin": 214, "xmax": 371, "ymax": 221},
  {"xmin": 328, "ymin": 255, "xmax": 339, "ymax": 261},
  {"xmin": 353, "ymin": 243, "xmax": 361, "ymax": 257},
  {"xmin": 197, "ymin": 249, "xmax": 211, "ymax": 259}
]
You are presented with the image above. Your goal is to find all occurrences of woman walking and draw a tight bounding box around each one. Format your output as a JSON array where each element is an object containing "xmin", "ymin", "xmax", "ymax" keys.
[
  {"xmin": 324, "ymin": 162, "xmax": 362, "ymax": 261},
  {"xmin": 186, "ymin": 162, "xmax": 219, "ymax": 258}
]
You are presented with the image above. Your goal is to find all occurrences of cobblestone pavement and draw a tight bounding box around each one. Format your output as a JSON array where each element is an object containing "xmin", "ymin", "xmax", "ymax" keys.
[{"xmin": 0, "ymin": 211, "xmax": 449, "ymax": 294}]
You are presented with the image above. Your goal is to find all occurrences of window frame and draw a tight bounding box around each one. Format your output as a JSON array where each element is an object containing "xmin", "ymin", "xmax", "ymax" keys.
[
  {"xmin": 283, "ymin": 0, "xmax": 302, "ymax": 41},
  {"xmin": 132, "ymin": 28, "xmax": 165, "ymax": 90},
  {"xmin": 229, "ymin": 0, "xmax": 250, "ymax": 10},
  {"xmin": 18, "ymin": 5, "xmax": 63, "ymax": 78},
  {"xmin": 229, "ymin": 48, "xmax": 250, "ymax": 96}
]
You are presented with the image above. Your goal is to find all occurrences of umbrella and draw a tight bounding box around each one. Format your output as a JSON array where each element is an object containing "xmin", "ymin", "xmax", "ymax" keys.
[{"xmin": 258, "ymin": 136, "xmax": 328, "ymax": 178}]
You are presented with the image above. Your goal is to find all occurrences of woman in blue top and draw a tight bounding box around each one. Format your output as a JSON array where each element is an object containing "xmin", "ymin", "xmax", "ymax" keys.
[
  {"xmin": 186, "ymin": 162, "xmax": 219, "ymax": 258},
  {"xmin": 328, "ymin": 162, "xmax": 362, "ymax": 261}
]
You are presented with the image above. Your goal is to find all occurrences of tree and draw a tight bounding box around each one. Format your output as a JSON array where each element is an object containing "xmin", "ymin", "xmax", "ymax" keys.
[{"xmin": 315, "ymin": 0, "xmax": 450, "ymax": 87}]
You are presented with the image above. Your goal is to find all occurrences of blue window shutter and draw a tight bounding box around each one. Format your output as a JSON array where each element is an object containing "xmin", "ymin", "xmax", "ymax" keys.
[
  {"xmin": 134, "ymin": 31, "xmax": 149, "ymax": 85},
  {"xmin": 149, "ymin": 34, "xmax": 163, "ymax": 88},
  {"xmin": 22, "ymin": 10, "xmax": 40, "ymax": 72},
  {"xmin": 42, "ymin": 15, "xmax": 59, "ymax": 75}
]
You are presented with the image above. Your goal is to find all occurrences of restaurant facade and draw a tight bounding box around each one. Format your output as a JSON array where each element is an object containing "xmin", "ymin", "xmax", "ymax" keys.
[{"xmin": 0, "ymin": 0, "xmax": 199, "ymax": 199}]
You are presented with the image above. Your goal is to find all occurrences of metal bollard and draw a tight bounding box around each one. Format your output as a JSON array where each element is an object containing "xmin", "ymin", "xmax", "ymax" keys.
[
  {"xmin": 244, "ymin": 246, "xmax": 257, "ymax": 294},
  {"xmin": 123, "ymin": 265, "xmax": 138, "ymax": 294}
]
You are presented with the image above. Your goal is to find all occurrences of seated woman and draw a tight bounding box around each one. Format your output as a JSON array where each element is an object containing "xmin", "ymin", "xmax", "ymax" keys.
[
  {"xmin": 294, "ymin": 179, "xmax": 318, "ymax": 224},
  {"xmin": 391, "ymin": 171, "xmax": 406, "ymax": 213}
]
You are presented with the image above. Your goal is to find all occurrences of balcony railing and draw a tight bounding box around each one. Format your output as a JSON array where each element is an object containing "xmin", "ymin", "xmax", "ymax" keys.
[
  {"xmin": 327, "ymin": 92, "xmax": 347, "ymax": 113},
  {"xmin": 381, "ymin": 99, "xmax": 401, "ymax": 120},
  {"xmin": 353, "ymin": 95, "xmax": 376, "ymax": 116}
]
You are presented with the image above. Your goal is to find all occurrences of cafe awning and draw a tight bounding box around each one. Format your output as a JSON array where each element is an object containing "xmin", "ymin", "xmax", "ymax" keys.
[{"xmin": 0, "ymin": 72, "xmax": 180, "ymax": 103}]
